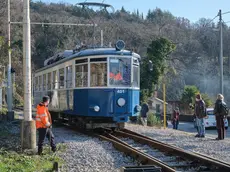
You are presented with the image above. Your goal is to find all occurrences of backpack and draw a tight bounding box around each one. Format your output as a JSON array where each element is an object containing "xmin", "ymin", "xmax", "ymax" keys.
[
  {"xmin": 220, "ymin": 102, "xmax": 228, "ymax": 116},
  {"xmin": 218, "ymin": 102, "xmax": 228, "ymax": 117}
]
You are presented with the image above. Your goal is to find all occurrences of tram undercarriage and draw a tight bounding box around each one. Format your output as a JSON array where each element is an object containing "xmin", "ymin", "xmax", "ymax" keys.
[{"xmin": 50, "ymin": 111, "xmax": 125, "ymax": 129}]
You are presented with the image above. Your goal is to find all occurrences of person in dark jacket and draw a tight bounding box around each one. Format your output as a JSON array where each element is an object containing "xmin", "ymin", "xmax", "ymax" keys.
[
  {"xmin": 194, "ymin": 94, "xmax": 206, "ymax": 138},
  {"xmin": 214, "ymin": 94, "xmax": 228, "ymax": 140},
  {"xmin": 140, "ymin": 102, "xmax": 149, "ymax": 126},
  {"xmin": 172, "ymin": 107, "xmax": 180, "ymax": 129},
  {"xmin": 189, "ymin": 103, "xmax": 198, "ymax": 132}
]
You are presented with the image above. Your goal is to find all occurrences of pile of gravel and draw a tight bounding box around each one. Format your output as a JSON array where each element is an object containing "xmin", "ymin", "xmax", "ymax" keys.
[{"xmin": 125, "ymin": 123, "xmax": 230, "ymax": 163}]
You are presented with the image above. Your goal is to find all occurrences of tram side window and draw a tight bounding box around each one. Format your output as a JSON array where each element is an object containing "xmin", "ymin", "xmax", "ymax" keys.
[
  {"xmin": 66, "ymin": 66, "xmax": 72, "ymax": 88},
  {"xmin": 39, "ymin": 75, "xmax": 42, "ymax": 91},
  {"xmin": 75, "ymin": 64, "xmax": 88, "ymax": 87},
  {"xmin": 53, "ymin": 70, "xmax": 58, "ymax": 89},
  {"xmin": 47, "ymin": 72, "xmax": 51, "ymax": 90},
  {"xmin": 35, "ymin": 77, "xmax": 38, "ymax": 91},
  {"xmin": 43, "ymin": 74, "xmax": 47, "ymax": 90},
  {"xmin": 133, "ymin": 65, "xmax": 139, "ymax": 87},
  {"xmin": 59, "ymin": 68, "xmax": 64, "ymax": 89},
  {"xmin": 90, "ymin": 63, "xmax": 107, "ymax": 87},
  {"xmin": 132, "ymin": 58, "xmax": 139, "ymax": 88}
]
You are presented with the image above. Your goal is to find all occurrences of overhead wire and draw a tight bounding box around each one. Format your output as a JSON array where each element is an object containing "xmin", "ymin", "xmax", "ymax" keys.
[{"xmin": 76, "ymin": 1, "xmax": 113, "ymax": 47}]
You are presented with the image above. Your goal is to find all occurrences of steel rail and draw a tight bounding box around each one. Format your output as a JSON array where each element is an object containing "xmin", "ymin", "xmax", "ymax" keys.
[
  {"xmin": 116, "ymin": 129, "xmax": 230, "ymax": 171},
  {"xmin": 96, "ymin": 133, "xmax": 175, "ymax": 172}
]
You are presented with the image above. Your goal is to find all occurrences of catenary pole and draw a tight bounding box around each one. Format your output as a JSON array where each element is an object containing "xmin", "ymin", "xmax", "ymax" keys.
[
  {"xmin": 219, "ymin": 9, "xmax": 223, "ymax": 95},
  {"xmin": 163, "ymin": 83, "xmax": 166, "ymax": 129},
  {"xmin": 7, "ymin": 0, "xmax": 13, "ymax": 120},
  {"xmin": 21, "ymin": 0, "xmax": 36, "ymax": 150},
  {"xmin": 23, "ymin": 0, "xmax": 32, "ymax": 122}
]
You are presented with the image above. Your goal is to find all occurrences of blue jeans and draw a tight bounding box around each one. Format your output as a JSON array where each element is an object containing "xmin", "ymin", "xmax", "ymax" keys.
[
  {"xmin": 196, "ymin": 117, "xmax": 205, "ymax": 136},
  {"xmin": 172, "ymin": 120, "xmax": 179, "ymax": 129}
]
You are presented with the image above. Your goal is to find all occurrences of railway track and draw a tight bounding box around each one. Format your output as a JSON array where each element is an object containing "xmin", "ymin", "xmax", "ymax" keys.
[
  {"xmin": 51, "ymin": 120, "xmax": 230, "ymax": 171},
  {"xmin": 95, "ymin": 128, "xmax": 230, "ymax": 172}
]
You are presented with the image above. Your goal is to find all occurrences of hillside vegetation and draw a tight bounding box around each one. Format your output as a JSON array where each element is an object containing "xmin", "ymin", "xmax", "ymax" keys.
[{"xmin": 0, "ymin": 1, "xmax": 230, "ymax": 106}]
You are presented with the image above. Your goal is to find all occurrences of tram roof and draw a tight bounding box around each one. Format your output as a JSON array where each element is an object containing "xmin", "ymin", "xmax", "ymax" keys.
[{"xmin": 35, "ymin": 48, "xmax": 141, "ymax": 73}]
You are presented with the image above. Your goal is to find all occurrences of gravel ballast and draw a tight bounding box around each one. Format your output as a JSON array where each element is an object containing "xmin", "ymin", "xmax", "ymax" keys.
[
  {"xmin": 54, "ymin": 127, "xmax": 137, "ymax": 172},
  {"xmin": 1, "ymin": 121, "xmax": 230, "ymax": 171},
  {"xmin": 125, "ymin": 123, "xmax": 230, "ymax": 164}
]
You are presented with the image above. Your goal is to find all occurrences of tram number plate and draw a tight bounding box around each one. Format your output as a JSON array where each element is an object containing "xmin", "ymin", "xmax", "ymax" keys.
[{"xmin": 117, "ymin": 90, "xmax": 125, "ymax": 94}]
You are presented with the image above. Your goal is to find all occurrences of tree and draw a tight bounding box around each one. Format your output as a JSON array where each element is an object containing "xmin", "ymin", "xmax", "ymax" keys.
[
  {"xmin": 2, "ymin": 1, "xmax": 230, "ymax": 107},
  {"xmin": 136, "ymin": 9, "xmax": 139, "ymax": 18},
  {"xmin": 140, "ymin": 89, "xmax": 149, "ymax": 105},
  {"xmin": 181, "ymin": 85, "xmax": 199, "ymax": 105},
  {"xmin": 140, "ymin": 37, "xmax": 176, "ymax": 101},
  {"xmin": 146, "ymin": 8, "xmax": 174, "ymax": 25},
  {"xmin": 201, "ymin": 93, "xmax": 213, "ymax": 108},
  {"xmin": 120, "ymin": 6, "xmax": 126, "ymax": 13}
]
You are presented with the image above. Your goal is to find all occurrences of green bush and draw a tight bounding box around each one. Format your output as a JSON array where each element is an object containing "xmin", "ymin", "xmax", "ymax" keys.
[
  {"xmin": 0, "ymin": 107, "xmax": 7, "ymax": 115},
  {"xmin": 137, "ymin": 114, "xmax": 142, "ymax": 125},
  {"xmin": 201, "ymin": 93, "xmax": 213, "ymax": 107},
  {"xmin": 14, "ymin": 92, "xmax": 24, "ymax": 107},
  {"xmin": 140, "ymin": 89, "xmax": 150, "ymax": 105},
  {"xmin": 137, "ymin": 113, "xmax": 162, "ymax": 127},
  {"xmin": 181, "ymin": 85, "xmax": 199, "ymax": 104},
  {"xmin": 147, "ymin": 113, "xmax": 162, "ymax": 127}
]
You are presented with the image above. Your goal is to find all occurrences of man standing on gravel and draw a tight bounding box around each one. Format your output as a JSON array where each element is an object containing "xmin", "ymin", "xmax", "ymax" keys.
[
  {"xmin": 214, "ymin": 94, "xmax": 228, "ymax": 140},
  {"xmin": 194, "ymin": 94, "xmax": 206, "ymax": 138},
  {"xmin": 35, "ymin": 96, "xmax": 56, "ymax": 155},
  {"xmin": 140, "ymin": 102, "xmax": 149, "ymax": 126}
]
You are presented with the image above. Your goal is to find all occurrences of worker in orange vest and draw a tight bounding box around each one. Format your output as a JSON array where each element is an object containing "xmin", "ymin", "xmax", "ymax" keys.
[
  {"xmin": 36, "ymin": 96, "xmax": 56, "ymax": 155},
  {"xmin": 110, "ymin": 70, "xmax": 123, "ymax": 81}
]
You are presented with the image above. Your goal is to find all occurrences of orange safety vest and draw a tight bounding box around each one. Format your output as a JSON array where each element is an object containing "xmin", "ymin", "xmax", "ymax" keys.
[
  {"xmin": 110, "ymin": 72, "xmax": 123, "ymax": 81},
  {"xmin": 35, "ymin": 103, "xmax": 52, "ymax": 129}
]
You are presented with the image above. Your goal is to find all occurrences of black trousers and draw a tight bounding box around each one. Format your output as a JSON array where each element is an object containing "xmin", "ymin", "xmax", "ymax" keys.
[
  {"xmin": 216, "ymin": 116, "xmax": 225, "ymax": 140},
  {"xmin": 37, "ymin": 128, "xmax": 56, "ymax": 153}
]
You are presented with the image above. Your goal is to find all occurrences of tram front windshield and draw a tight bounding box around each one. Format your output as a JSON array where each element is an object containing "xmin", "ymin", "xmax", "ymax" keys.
[{"xmin": 109, "ymin": 57, "xmax": 131, "ymax": 87}]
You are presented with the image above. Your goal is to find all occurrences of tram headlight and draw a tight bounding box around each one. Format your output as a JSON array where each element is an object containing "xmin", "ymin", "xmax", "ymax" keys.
[
  {"xmin": 94, "ymin": 106, "xmax": 100, "ymax": 112},
  {"xmin": 117, "ymin": 98, "xmax": 126, "ymax": 107},
  {"xmin": 115, "ymin": 40, "xmax": 125, "ymax": 51}
]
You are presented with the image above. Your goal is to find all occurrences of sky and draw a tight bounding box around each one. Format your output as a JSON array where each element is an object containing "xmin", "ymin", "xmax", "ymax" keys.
[{"xmin": 37, "ymin": 0, "xmax": 230, "ymax": 24}]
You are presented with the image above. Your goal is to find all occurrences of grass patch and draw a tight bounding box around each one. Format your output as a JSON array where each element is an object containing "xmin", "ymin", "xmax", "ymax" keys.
[
  {"xmin": 0, "ymin": 107, "xmax": 8, "ymax": 115},
  {"xmin": 0, "ymin": 122, "xmax": 67, "ymax": 171},
  {"xmin": 0, "ymin": 144, "xmax": 66, "ymax": 172}
]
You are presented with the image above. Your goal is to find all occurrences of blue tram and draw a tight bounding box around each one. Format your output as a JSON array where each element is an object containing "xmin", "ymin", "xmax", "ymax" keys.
[{"xmin": 33, "ymin": 40, "xmax": 141, "ymax": 129}]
